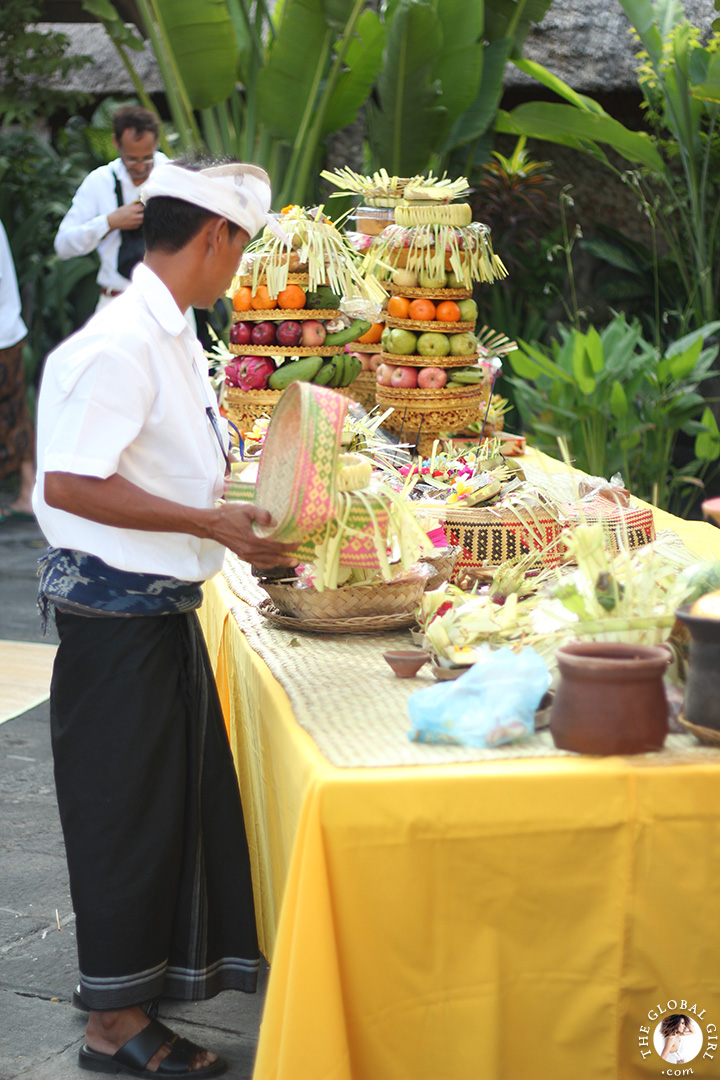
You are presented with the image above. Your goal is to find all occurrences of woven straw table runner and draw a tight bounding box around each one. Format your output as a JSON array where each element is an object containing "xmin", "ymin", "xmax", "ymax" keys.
[{"xmin": 220, "ymin": 556, "xmax": 717, "ymax": 769}]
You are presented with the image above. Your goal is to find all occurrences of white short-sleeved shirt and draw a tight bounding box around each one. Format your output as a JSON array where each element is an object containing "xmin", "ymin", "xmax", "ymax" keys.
[
  {"xmin": 54, "ymin": 154, "xmax": 168, "ymax": 293},
  {"xmin": 0, "ymin": 218, "xmax": 28, "ymax": 350},
  {"xmin": 33, "ymin": 263, "xmax": 228, "ymax": 581}
]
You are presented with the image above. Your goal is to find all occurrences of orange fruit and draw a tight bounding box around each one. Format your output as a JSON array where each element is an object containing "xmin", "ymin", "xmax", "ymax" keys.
[
  {"xmin": 356, "ymin": 322, "xmax": 384, "ymax": 344},
  {"xmin": 250, "ymin": 284, "xmax": 278, "ymax": 310},
  {"xmin": 277, "ymin": 284, "xmax": 306, "ymax": 310},
  {"xmin": 387, "ymin": 295, "xmax": 411, "ymax": 319},
  {"xmin": 436, "ymin": 300, "xmax": 461, "ymax": 322},
  {"xmin": 408, "ymin": 298, "xmax": 436, "ymax": 321},
  {"xmin": 232, "ymin": 286, "xmax": 253, "ymax": 312}
]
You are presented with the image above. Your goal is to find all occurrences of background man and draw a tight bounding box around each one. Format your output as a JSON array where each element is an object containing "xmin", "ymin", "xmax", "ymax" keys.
[{"xmin": 54, "ymin": 105, "xmax": 167, "ymax": 310}]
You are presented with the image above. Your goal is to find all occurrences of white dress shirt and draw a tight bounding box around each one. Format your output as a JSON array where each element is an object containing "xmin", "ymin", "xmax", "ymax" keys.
[
  {"xmin": 54, "ymin": 153, "xmax": 168, "ymax": 293},
  {"xmin": 33, "ymin": 263, "xmax": 228, "ymax": 581},
  {"xmin": 0, "ymin": 219, "xmax": 28, "ymax": 350}
]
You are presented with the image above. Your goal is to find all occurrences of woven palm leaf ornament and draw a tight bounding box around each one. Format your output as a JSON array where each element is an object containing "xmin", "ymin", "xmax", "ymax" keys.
[{"xmin": 253, "ymin": 382, "xmax": 435, "ymax": 595}]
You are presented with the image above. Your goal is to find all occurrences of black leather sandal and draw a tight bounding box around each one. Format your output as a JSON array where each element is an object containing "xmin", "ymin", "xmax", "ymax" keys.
[{"xmin": 78, "ymin": 1018, "xmax": 227, "ymax": 1076}]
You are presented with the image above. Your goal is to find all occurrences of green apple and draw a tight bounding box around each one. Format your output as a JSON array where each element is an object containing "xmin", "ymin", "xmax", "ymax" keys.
[
  {"xmin": 446, "ymin": 270, "xmax": 468, "ymax": 288},
  {"xmin": 386, "ymin": 328, "xmax": 419, "ymax": 355},
  {"xmin": 449, "ymin": 331, "xmax": 478, "ymax": 356},
  {"xmin": 456, "ymin": 298, "xmax": 478, "ymax": 322},
  {"xmin": 416, "ymin": 332, "xmax": 451, "ymax": 357},
  {"xmin": 418, "ymin": 270, "xmax": 447, "ymax": 289}
]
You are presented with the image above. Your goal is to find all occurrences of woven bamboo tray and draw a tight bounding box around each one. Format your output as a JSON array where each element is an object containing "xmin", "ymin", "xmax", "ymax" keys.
[
  {"xmin": 232, "ymin": 308, "xmax": 340, "ymax": 322},
  {"xmin": 258, "ymin": 599, "xmax": 418, "ymax": 635},
  {"xmin": 224, "ymin": 387, "xmax": 283, "ymax": 428},
  {"xmin": 346, "ymin": 340, "xmax": 383, "ymax": 353},
  {"xmin": 376, "ymin": 383, "xmax": 485, "ymax": 440},
  {"xmin": 418, "ymin": 546, "xmax": 463, "ymax": 590},
  {"xmin": 229, "ymin": 343, "xmax": 344, "ymax": 356},
  {"xmin": 260, "ymin": 573, "xmax": 427, "ymax": 620},
  {"xmin": 389, "ymin": 283, "xmax": 472, "ymax": 299},
  {"xmin": 386, "ymin": 316, "xmax": 475, "ymax": 333},
  {"xmin": 379, "ymin": 351, "xmax": 479, "ymax": 368}
]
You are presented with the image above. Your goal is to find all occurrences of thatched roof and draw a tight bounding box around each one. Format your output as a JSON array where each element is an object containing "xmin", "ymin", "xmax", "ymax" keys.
[
  {"xmin": 35, "ymin": 23, "xmax": 164, "ymax": 95},
  {"xmin": 36, "ymin": 0, "xmax": 720, "ymax": 98}
]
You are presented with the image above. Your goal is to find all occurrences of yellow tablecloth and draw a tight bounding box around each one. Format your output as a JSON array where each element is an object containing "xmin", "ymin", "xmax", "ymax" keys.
[{"xmin": 198, "ymin": 462, "xmax": 720, "ymax": 1080}]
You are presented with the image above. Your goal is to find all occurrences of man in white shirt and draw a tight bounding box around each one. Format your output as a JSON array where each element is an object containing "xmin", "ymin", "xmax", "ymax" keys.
[
  {"xmin": 0, "ymin": 218, "xmax": 34, "ymax": 520},
  {"xmin": 35, "ymin": 159, "xmax": 297, "ymax": 1078},
  {"xmin": 54, "ymin": 105, "xmax": 168, "ymax": 309}
]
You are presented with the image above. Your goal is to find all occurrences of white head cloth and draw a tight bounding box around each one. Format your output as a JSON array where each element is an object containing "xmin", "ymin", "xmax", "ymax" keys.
[{"xmin": 141, "ymin": 161, "xmax": 287, "ymax": 241}]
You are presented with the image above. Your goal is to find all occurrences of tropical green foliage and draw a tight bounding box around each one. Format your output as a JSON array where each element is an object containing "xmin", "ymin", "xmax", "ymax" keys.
[
  {"xmin": 0, "ymin": 0, "xmax": 94, "ymax": 125},
  {"xmin": 77, "ymin": 0, "xmax": 564, "ymax": 206},
  {"xmin": 0, "ymin": 125, "xmax": 103, "ymax": 393},
  {"xmin": 508, "ymin": 314, "xmax": 720, "ymax": 513},
  {"xmin": 496, "ymin": 0, "xmax": 720, "ymax": 333}
]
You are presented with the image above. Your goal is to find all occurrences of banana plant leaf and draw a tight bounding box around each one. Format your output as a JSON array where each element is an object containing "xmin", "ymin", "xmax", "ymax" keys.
[
  {"xmin": 366, "ymin": 0, "xmax": 447, "ymax": 175},
  {"xmin": 256, "ymin": 0, "xmax": 333, "ymax": 141},
  {"xmin": 80, "ymin": 0, "xmax": 145, "ymax": 50},
  {"xmin": 444, "ymin": 36, "xmax": 511, "ymax": 151},
  {"xmin": 616, "ymin": 0, "xmax": 665, "ymax": 67},
  {"xmin": 321, "ymin": 10, "xmax": 386, "ymax": 136},
  {"xmin": 511, "ymin": 58, "xmax": 609, "ymax": 116},
  {"xmin": 152, "ymin": 0, "xmax": 240, "ymax": 110},
  {"xmin": 429, "ymin": 0, "xmax": 484, "ymax": 139},
  {"xmin": 496, "ymin": 102, "xmax": 667, "ymax": 173},
  {"xmin": 691, "ymin": 49, "xmax": 720, "ymax": 103}
]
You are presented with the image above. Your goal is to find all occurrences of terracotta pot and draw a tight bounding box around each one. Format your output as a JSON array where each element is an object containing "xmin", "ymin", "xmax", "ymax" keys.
[
  {"xmin": 550, "ymin": 641, "xmax": 670, "ymax": 755},
  {"xmin": 675, "ymin": 605, "xmax": 720, "ymax": 729}
]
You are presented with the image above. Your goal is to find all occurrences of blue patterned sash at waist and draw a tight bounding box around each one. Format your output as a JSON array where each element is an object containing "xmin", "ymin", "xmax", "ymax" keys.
[{"xmin": 37, "ymin": 548, "xmax": 203, "ymax": 630}]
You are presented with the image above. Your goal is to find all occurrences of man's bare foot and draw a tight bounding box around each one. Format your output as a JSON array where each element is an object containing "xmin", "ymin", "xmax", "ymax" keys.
[{"xmin": 85, "ymin": 1007, "xmax": 218, "ymax": 1071}]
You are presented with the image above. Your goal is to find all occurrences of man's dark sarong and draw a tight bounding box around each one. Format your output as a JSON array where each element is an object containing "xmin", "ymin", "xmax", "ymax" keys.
[{"xmin": 50, "ymin": 609, "xmax": 259, "ymax": 1010}]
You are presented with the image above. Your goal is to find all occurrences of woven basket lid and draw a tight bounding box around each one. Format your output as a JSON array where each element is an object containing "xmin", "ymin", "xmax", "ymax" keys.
[{"xmin": 253, "ymin": 382, "xmax": 349, "ymax": 542}]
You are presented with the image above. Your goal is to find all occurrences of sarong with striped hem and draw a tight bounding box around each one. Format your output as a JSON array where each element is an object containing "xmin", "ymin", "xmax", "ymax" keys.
[{"xmin": 50, "ymin": 608, "xmax": 259, "ymax": 1010}]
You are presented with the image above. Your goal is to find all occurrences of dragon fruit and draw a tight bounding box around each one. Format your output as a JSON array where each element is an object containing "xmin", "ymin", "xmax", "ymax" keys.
[{"xmin": 225, "ymin": 356, "xmax": 275, "ymax": 390}]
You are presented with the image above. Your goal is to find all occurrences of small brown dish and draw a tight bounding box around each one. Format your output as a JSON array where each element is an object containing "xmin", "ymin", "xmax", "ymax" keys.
[{"xmin": 383, "ymin": 650, "xmax": 428, "ymax": 678}]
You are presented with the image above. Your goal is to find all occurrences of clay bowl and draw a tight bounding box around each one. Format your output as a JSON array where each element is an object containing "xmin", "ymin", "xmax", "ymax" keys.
[{"xmin": 382, "ymin": 649, "xmax": 428, "ymax": 678}]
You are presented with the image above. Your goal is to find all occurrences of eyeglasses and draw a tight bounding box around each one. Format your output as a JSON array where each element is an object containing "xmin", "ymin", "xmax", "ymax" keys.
[{"xmin": 121, "ymin": 154, "xmax": 155, "ymax": 166}]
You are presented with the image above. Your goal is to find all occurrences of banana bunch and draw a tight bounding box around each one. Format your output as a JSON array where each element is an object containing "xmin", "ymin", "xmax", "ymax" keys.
[
  {"xmin": 445, "ymin": 366, "xmax": 488, "ymax": 389},
  {"xmin": 267, "ymin": 352, "xmax": 364, "ymax": 391},
  {"xmin": 311, "ymin": 352, "xmax": 363, "ymax": 388},
  {"xmin": 394, "ymin": 202, "xmax": 473, "ymax": 227}
]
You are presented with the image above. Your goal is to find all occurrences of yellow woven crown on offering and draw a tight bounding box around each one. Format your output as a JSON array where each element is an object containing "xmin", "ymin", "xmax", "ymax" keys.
[{"xmin": 320, "ymin": 167, "xmax": 472, "ymax": 207}]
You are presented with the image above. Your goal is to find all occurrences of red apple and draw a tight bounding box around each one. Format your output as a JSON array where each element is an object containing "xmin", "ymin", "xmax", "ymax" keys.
[
  {"xmin": 369, "ymin": 355, "xmax": 381, "ymax": 372},
  {"xmin": 376, "ymin": 363, "xmax": 396, "ymax": 386},
  {"xmin": 251, "ymin": 321, "xmax": 277, "ymax": 346},
  {"xmin": 229, "ymin": 321, "xmax": 253, "ymax": 346},
  {"xmin": 301, "ymin": 320, "xmax": 327, "ymax": 347},
  {"xmin": 418, "ymin": 367, "xmax": 448, "ymax": 389},
  {"xmin": 276, "ymin": 320, "xmax": 303, "ymax": 347},
  {"xmin": 390, "ymin": 366, "xmax": 418, "ymax": 389}
]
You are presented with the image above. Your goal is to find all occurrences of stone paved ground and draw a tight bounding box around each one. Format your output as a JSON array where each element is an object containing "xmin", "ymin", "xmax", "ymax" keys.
[{"xmin": 0, "ymin": 514, "xmax": 267, "ymax": 1080}]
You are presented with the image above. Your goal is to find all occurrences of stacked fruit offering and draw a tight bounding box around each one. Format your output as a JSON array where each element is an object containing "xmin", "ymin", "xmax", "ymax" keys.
[
  {"xmin": 226, "ymin": 277, "xmax": 371, "ymax": 397},
  {"xmin": 374, "ymin": 268, "xmax": 490, "ymax": 449}
]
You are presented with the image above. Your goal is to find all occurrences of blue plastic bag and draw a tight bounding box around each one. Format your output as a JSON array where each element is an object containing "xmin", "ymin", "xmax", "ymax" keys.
[{"xmin": 407, "ymin": 647, "xmax": 550, "ymax": 748}]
